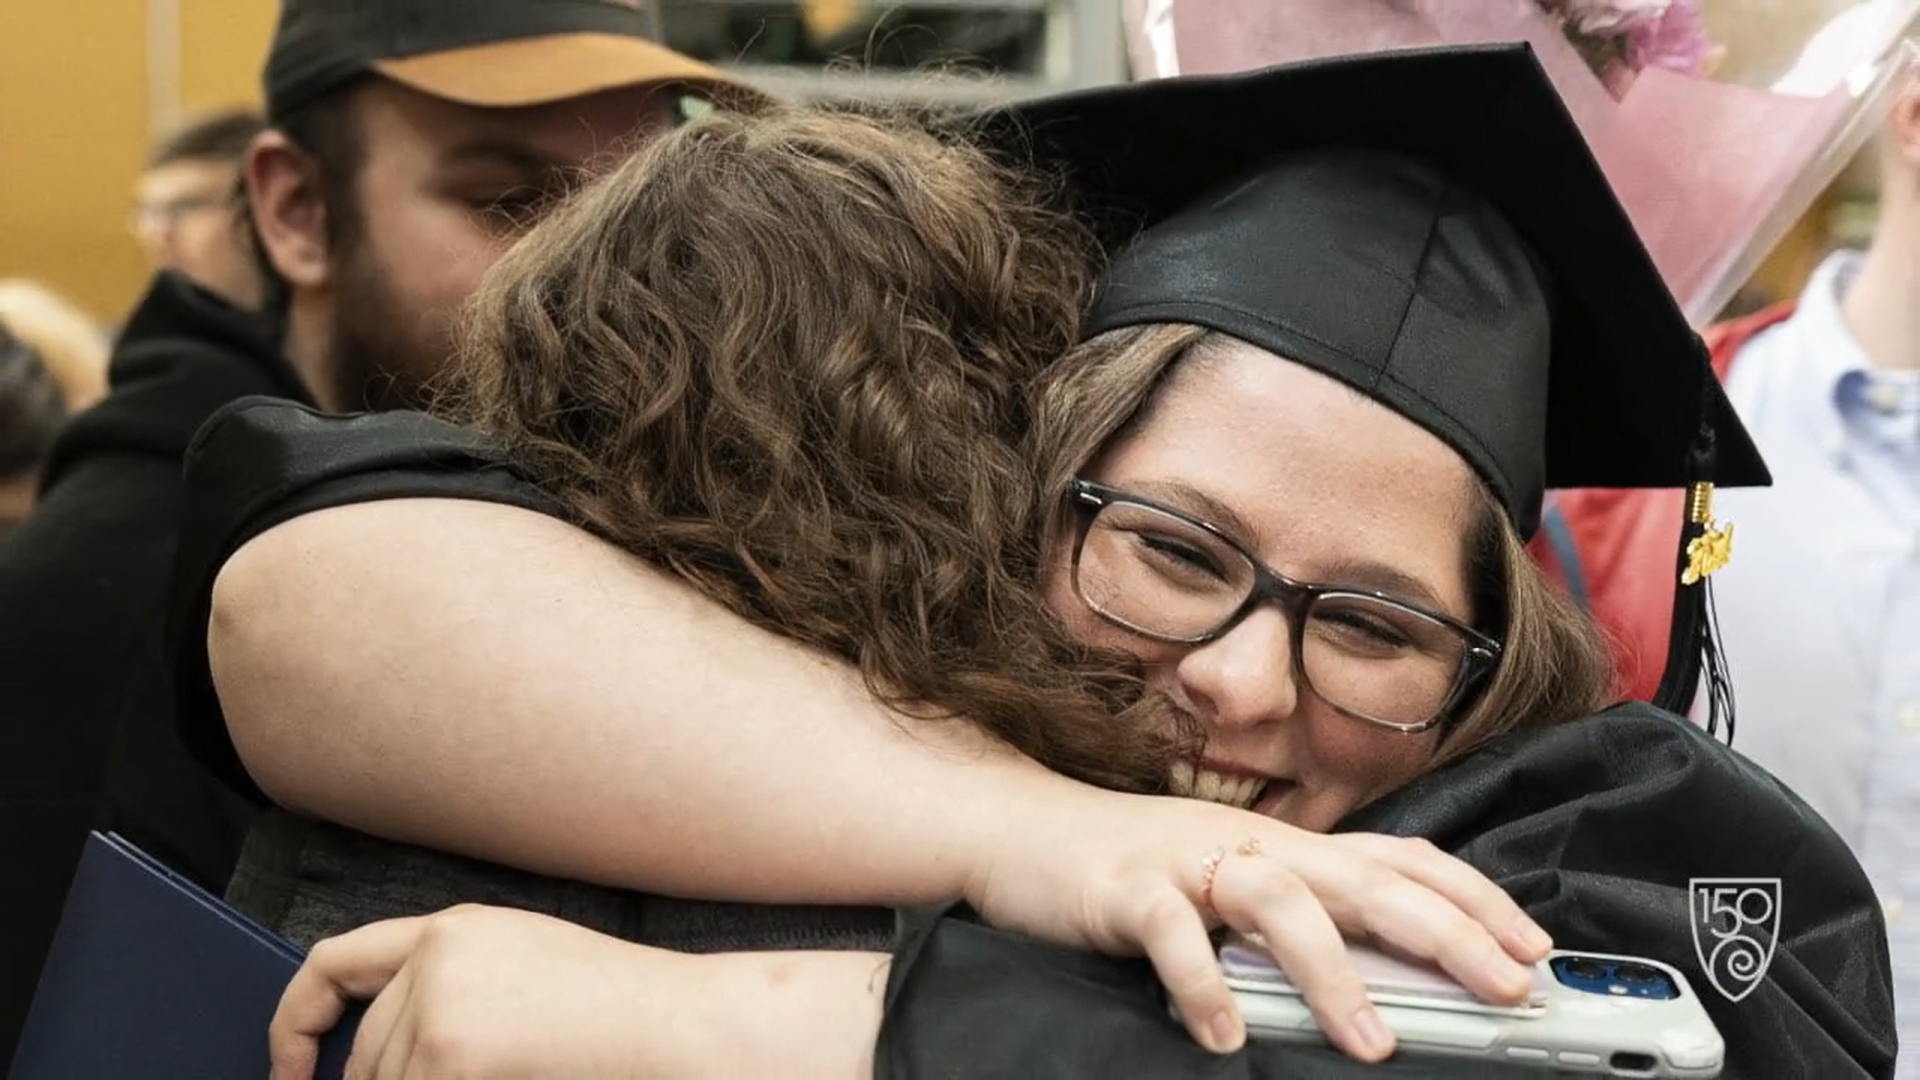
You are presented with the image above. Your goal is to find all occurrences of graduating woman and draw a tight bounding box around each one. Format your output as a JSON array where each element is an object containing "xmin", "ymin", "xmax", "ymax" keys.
[{"xmin": 168, "ymin": 46, "xmax": 1894, "ymax": 1079}]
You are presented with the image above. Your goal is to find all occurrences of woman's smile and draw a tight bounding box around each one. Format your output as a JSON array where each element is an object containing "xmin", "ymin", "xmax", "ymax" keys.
[{"xmin": 1167, "ymin": 758, "xmax": 1295, "ymax": 813}]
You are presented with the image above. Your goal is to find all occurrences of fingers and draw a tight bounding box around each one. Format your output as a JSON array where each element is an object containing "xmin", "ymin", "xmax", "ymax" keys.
[
  {"xmin": 1211, "ymin": 863, "xmax": 1395, "ymax": 1063},
  {"xmin": 271, "ymin": 917, "xmax": 430, "ymax": 1080},
  {"xmin": 1132, "ymin": 886, "xmax": 1247, "ymax": 1055},
  {"xmin": 1193, "ymin": 822, "xmax": 1546, "ymax": 1062},
  {"xmin": 1355, "ymin": 878, "xmax": 1534, "ymax": 1006},
  {"xmin": 345, "ymin": 960, "xmax": 416, "ymax": 1080},
  {"xmin": 1294, "ymin": 836, "xmax": 1537, "ymax": 1007},
  {"xmin": 1360, "ymin": 835, "xmax": 1552, "ymax": 962}
]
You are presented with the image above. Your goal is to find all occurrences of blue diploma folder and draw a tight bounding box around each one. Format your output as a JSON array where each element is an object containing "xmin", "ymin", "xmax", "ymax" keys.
[{"xmin": 10, "ymin": 831, "xmax": 361, "ymax": 1078}]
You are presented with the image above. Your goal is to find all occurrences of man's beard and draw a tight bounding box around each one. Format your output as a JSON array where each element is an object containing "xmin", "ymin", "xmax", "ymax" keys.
[{"xmin": 324, "ymin": 243, "xmax": 445, "ymax": 412}]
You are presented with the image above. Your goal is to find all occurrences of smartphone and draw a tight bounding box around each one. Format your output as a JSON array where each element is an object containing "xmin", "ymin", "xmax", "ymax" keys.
[{"xmin": 1197, "ymin": 938, "xmax": 1725, "ymax": 1078}]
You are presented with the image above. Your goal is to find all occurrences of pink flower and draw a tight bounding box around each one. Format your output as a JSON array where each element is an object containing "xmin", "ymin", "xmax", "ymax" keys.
[
  {"xmin": 1563, "ymin": 0, "xmax": 1671, "ymax": 36},
  {"xmin": 1625, "ymin": 0, "xmax": 1714, "ymax": 75}
]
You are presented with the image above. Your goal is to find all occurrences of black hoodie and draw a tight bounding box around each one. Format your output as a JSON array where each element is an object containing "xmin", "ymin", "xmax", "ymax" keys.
[{"xmin": 0, "ymin": 272, "xmax": 309, "ymax": 1065}]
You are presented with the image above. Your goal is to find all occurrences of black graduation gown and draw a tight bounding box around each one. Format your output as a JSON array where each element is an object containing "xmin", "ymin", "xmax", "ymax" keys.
[
  {"xmin": 0, "ymin": 274, "xmax": 305, "ymax": 1066},
  {"xmin": 878, "ymin": 709, "xmax": 1897, "ymax": 1078},
  {"xmin": 167, "ymin": 402, "xmax": 1896, "ymax": 1079}
]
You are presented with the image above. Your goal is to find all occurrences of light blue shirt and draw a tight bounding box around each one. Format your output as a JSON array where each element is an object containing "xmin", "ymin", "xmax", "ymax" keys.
[{"xmin": 1707, "ymin": 251, "xmax": 1920, "ymax": 1056}]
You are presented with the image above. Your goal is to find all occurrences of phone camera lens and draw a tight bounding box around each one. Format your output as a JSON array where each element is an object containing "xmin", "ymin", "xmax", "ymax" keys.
[
  {"xmin": 1613, "ymin": 963, "xmax": 1660, "ymax": 985},
  {"xmin": 1562, "ymin": 958, "xmax": 1608, "ymax": 981}
]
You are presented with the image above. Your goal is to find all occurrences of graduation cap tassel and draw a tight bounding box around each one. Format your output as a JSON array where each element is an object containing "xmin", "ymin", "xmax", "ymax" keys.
[
  {"xmin": 1652, "ymin": 368, "xmax": 1738, "ymax": 742},
  {"xmin": 1653, "ymin": 487, "xmax": 1709, "ymax": 723},
  {"xmin": 1700, "ymin": 574, "xmax": 1737, "ymax": 745}
]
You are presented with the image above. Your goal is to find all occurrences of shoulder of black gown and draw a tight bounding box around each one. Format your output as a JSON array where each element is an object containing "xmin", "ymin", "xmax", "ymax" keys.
[
  {"xmin": 877, "ymin": 904, "xmax": 1549, "ymax": 1079},
  {"xmin": 874, "ymin": 708, "xmax": 1894, "ymax": 1079},
  {"xmin": 1335, "ymin": 704, "xmax": 1895, "ymax": 1079},
  {"xmin": 165, "ymin": 396, "xmax": 569, "ymax": 806}
]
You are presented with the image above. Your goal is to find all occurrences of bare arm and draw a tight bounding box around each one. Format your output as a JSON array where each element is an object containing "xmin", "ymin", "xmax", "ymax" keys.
[
  {"xmin": 213, "ymin": 497, "xmax": 1551, "ymax": 1058},
  {"xmin": 268, "ymin": 906, "xmax": 885, "ymax": 1079},
  {"xmin": 212, "ymin": 497, "xmax": 1046, "ymax": 907}
]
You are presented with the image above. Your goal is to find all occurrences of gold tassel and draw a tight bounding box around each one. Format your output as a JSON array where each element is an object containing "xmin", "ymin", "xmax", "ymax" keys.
[{"xmin": 1681, "ymin": 481, "xmax": 1734, "ymax": 585}]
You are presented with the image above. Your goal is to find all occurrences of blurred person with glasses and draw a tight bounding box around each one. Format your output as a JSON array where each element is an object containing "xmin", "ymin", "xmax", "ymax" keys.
[{"xmin": 130, "ymin": 109, "xmax": 267, "ymax": 311}]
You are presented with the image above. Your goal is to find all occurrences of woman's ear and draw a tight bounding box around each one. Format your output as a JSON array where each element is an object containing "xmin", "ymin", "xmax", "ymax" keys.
[{"xmin": 244, "ymin": 130, "xmax": 334, "ymax": 291}]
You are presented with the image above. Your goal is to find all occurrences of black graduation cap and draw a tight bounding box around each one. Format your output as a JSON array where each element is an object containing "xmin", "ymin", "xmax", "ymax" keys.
[{"xmin": 967, "ymin": 44, "xmax": 1771, "ymax": 725}]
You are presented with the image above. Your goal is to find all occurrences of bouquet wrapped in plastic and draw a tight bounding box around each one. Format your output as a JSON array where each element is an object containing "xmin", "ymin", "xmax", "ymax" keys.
[{"xmin": 1123, "ymin": 0, "xmax": 1919, "ymax": 325}]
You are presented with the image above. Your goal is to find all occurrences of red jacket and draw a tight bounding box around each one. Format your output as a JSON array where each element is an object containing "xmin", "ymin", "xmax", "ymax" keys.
[{"xmin": 1528, "ymin": 303, "xmax": 1796, "ymax": 702}]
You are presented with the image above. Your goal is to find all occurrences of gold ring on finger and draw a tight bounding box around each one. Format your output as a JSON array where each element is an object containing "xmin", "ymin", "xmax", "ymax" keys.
[{"xmin": 1199, "ymin": 846, "xmax": 1227, "ymax": 917}]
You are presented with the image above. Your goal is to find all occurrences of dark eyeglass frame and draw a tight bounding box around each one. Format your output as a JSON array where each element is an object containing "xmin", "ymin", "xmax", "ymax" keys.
[{"xmin": 1065, "ymin": 478, "xmax": 1504, "ymax": 734}]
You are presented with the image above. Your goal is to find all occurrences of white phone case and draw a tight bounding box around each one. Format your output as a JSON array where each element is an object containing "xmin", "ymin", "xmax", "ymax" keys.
[{"xmin": 1205, "ymin": 946, "xmax": 1724, "ymax": 1078}]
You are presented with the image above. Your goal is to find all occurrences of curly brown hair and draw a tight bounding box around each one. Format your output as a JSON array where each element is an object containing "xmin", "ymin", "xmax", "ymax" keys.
[{"xmin": 439, "ymin": 106, "xmax": 1175, "ymax": 795}]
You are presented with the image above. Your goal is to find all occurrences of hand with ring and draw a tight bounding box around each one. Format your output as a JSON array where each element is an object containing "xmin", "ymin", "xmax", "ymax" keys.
[{"xmin": 966, "ymin": 789, "xmax": 1551, "ymax": 1062}]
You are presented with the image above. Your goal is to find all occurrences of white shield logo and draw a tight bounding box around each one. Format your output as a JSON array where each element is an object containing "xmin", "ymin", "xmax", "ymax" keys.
[{"xmin": 1689, "ymin": 878, "xmax": 1782, "ymax": 1003}]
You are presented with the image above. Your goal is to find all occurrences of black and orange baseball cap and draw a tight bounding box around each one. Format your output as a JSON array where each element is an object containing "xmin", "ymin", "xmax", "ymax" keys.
[{"xmin": 263, "ymin": 0, "xmax": 768, "ymax": 121}]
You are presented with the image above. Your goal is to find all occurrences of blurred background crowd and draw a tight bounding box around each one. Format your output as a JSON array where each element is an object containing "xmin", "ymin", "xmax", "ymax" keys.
[
  {"xmin": 0, "ymin": 1, "xmax": 1880, "ymax": 342},
  {"xmin": 0, "ymin": 0, "xmax": 1890, "ymax": 533}
]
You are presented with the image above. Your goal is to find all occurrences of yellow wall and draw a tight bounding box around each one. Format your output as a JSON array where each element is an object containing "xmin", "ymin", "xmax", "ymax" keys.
[
  {"xmin": 0, "ymin": 1, "xmax": 273, "ymax": 323},
  {"xmin": 179, "ymin": 0, "xmax": 276, "ymax": 115}
]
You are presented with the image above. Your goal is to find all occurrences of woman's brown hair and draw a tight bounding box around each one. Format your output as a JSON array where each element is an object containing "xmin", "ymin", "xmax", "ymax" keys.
[
  {"xmin": 1028, "ymin": 323, "xmax": 1619, "ymax": 767},
  {"xmin": 440, "ymin": 106, "xmax": 1174, "ymax": 794}
]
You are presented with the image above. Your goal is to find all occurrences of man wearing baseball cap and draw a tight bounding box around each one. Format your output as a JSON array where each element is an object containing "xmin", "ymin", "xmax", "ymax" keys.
[
  {"xmin": 0, "ymin": 2, "xmax": 762, "ymax": 1064},
  {"xmin": 254, "ymin": 0, "xmax": 764, "ymax": 411}
]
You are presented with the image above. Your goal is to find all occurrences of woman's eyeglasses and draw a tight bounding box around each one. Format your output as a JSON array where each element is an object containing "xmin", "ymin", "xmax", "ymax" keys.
[{"xmin": 1065, "ymin": 479, "xmax": 1502, "ymax": 733}]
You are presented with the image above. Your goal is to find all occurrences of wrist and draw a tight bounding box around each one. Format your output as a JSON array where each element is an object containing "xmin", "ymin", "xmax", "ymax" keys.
[
  {"xmin": 954, "ymin": 752, "xmax": 1117, "ymax": 922},
  {"xmin": 944, "ymin": 745, "xmax": 1098, "ymax": 910},
  {"xmin": 605, "ymin": 946, "xmax": 737, "ymax": 1073},
  {"xmin": 868, "ymin": 716, "xmax": 1094, "ymax": 911},
  {"xmin": 707, "ymin": 951, "xmax": 889, "ymax": 1078}
]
